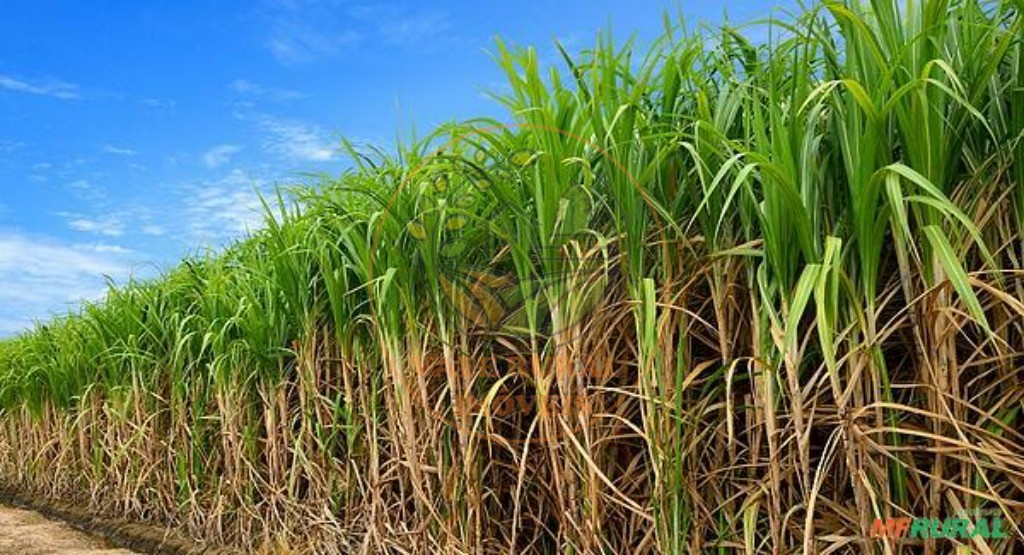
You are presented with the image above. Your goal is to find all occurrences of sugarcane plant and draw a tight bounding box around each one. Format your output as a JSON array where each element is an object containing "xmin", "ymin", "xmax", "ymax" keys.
[{"xmin": 1, "ymin": 0, "xmax": 1024, "ymax": 553}]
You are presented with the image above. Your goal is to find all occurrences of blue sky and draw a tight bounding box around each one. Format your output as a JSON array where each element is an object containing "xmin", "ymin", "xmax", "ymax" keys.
[{"xmin": 0, "ymin": 0, "xmax": 779, "ymax": 336}]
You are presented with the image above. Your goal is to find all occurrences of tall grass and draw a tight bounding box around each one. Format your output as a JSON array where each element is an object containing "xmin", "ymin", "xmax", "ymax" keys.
[{"xmin": 2, "ymin": 0, "xmax": 1024, "ymax": 552}]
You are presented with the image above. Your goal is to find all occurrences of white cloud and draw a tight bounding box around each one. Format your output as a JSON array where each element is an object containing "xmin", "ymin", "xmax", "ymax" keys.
[
  {"xmin": 230, "ymin": 79, "xmax": 306, "ymax": 101},
  {"xmin": 68, "ymin": 218, "xmax": 124, "ymax": 237},
  {"xmin": 0, "ymin": 233, "xmax": 138, "ymax": 337},
  {"xmin": 181, "ymin": 169, "xmax": 270, "ymax": 243},
  {"xmin": 66, "ymin": 179, "xmax": 107, "ymax": 202},
  {"xmin": 102, "ymin": 144, "xmax": 137, "ymax": 156},
  {"xmin": 260, "ymin": 1, "xmax": 451, "ymax": 65},
  {"xmin": 141, "ymin": 224, "xmax": 165, "ymax": 236},
  {"xmin": 348, "ymin": 4, "xmax": 451, "ymax": 48},
  {"xmin": 0, "ymin": 75, "xmax": 80, "ymax": 100},
  {"xmin": 257, "ymin": 115, "xmax": 337, "ymax": 162},
  {"xmin": 139, "ymin": 97, "xmax": 176, "ymax": 109},
  {"xmin": 60, "ymin": 213, "xmax": 126, "ymax": 237},
  {"xmin": 267, "ymin": 25, "xmax": 360, "ymax": 64},
  {"xmin": 378, "ymin": 13, "xmax": 449, "ymax": 46},
  {"xmin": 0, "ymin": 318, "xmax": 31, "ymax": 337},
  {"xmin": 0, "ymin": 140, "xmax": 23, "ymax": 153},
  {"xmin": 0, "ymin": 140, "xmax": 24, "ymax": 164},
  {"xmin": 202, "ymin": 144, "xmax": 243, "ymax": 168}
]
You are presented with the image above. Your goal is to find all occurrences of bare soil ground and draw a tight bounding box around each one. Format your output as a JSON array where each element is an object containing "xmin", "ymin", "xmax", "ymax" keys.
[{"xmin": 0, "ymin": 504, "xmax": 138, "ymax": 555}]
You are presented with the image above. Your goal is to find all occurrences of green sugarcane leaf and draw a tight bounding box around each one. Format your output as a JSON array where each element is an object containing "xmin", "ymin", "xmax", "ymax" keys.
[
  {"xmin": 923, "ymin": 225, "xmax": 991, "ymax": 334},
  {"xmin": 786, "ymin": 263, "xmax": 821, "ymax": 355}
]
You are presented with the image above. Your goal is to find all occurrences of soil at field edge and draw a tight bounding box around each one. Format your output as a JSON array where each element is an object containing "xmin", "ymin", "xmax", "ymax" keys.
[{"xmin": 0, "ymin": 504, "xmax": 138, "ymax": 554}]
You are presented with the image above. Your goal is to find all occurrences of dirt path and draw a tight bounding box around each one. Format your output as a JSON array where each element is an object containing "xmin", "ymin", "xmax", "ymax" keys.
[{"xmin": 0, "ymin": 504, "xmax": 138, "ymax": 555}]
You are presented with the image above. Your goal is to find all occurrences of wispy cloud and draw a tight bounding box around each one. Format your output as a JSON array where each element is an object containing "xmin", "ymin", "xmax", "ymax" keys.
[
  {"xmin": 102, "ymin": 144, "xmax": 137, "ymax": 156},
  {"xmin": 377, "ymin": 12, "xmax": 450, "ymax": 46},
  {"xmin": 267, "ymin": 25, "xmax": 360, "ymax": 64},
  {"xmin": 0, "ymin": 140, "xmax": 24, "ymax": 164},
  {"xmin": 141, "ymin": 224, "xmax": 166, "ymax": 236},
  {"xmin": 261, "ymin": 2, "xmax": 452, "ymax": 64},
  {"xmin": 180, "ymin": 169, "xmax": 271, "ymax": 243},
  {"xmin": 202, "ymin": 144, "xmax": 243, "ymax": 168},
  {"xmin": 347, "ymin": 4, "xmax": 451, "ymax": 48},
  {"xmin": 256, "ymin": 115, "xmax": 337, "ymax": 162},
  {"xmin": 0, "ymin": 140, "xmax": 23, "ymax": 154},
  {"xmin": 139, "ymin": 97, "xmax": 176, "ymax": 109},
  {"xmin": 59, "ymin": 212, "xmax": 126, "ymax": 237},
  {"xmin": 66, "ymin": 179, "xmax": 108, "ymax": 203},
  {"xmin": 0, "ymin": 233, "xmax": 138, "ymax": 336},
  {"xmin": 0, "ymin": 74, "xmax": 80, "ymax": 100},
  {"xmin": 230, "ymin": 79, "xmax": 306, "ymax": 102}
]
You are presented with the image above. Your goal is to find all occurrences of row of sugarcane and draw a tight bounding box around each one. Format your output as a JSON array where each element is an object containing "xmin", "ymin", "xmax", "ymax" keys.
[{"xmin": 2, "ymin": 1, "xmax": 1024, "ymax": 552}]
